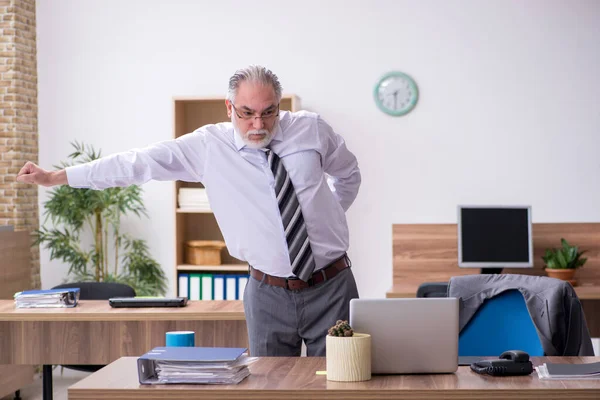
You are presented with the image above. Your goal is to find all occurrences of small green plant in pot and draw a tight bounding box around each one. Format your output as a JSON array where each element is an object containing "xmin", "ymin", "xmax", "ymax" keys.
[
  {"xmin": 542, "ymin": 238, "xmax": 587, "ymax": 286},
  {"xmin": 35, "ymin": 142, "xmax": 167, "ymax": 296}
]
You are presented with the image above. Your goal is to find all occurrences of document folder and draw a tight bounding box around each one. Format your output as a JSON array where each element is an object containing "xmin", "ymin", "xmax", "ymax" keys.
[
  {"xmin": 138, "ymin": 346, "xmax": 249, "ymax": 384},
  {"xmin": 14, "ymin": 288, "xmax": 80, "ymax": 308},
  {"xmin": 537, "ymin": 361, "xmax": 600, "ymax": 379}
]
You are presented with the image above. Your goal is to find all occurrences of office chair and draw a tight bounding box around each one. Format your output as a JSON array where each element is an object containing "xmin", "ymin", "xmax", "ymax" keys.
[
  {"xmin": 41, "ymin": 282, "xmax": 136, "ymax": 400},
  {"xmin": 52, "ymin": 281, "xmax": 136, "ymax": 300},
  {"xmin": 416, "ymin": 282, "xmax": 449, "ymax": 298},
  {"xmin": 458, "ymin": 289, "xmax": 544, "ymax": 357}
]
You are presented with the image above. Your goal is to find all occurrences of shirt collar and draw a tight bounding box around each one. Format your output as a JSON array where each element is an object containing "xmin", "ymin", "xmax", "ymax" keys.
[{"xmin": 233, "ymin": 116, "xmax": 284, "ymax": 152}]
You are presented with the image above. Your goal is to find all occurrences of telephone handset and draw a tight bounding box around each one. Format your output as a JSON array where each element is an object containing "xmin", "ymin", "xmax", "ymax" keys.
[{"xmin": 470, "ymin": 350, "xmax": 533, "ymax": 376}]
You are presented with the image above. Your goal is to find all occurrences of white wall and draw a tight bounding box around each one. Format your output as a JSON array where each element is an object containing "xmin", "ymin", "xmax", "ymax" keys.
[{"xmin": 36, "ymin": 0, "xmax": 600, "ymax": 297}]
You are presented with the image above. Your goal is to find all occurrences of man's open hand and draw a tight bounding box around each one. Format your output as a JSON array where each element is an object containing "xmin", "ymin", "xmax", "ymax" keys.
[{"xmin": 16, "ymin": 162, "xmax": 68, "ymax": 187}]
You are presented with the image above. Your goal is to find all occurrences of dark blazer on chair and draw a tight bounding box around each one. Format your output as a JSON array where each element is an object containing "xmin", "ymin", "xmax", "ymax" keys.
[{"xmin": 448, "ymin": 274, "xmax": 594, "ymax": 356}]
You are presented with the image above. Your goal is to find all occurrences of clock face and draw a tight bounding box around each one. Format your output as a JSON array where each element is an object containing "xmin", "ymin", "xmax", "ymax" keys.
[{"xmin": 374, "ymin": 72, "xmax": 419, "ymax": 116}]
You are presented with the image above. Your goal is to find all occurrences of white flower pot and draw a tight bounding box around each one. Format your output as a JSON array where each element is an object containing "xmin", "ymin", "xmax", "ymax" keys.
[{"xmin": 326, "ymin": 333, "xmax": 371, "ymax": 382}]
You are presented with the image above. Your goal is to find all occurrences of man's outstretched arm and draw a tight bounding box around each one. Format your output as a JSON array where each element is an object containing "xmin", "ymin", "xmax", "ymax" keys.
[{"xmin": 16, "ymin": 131, "xmax": 207, "ymax": 189}]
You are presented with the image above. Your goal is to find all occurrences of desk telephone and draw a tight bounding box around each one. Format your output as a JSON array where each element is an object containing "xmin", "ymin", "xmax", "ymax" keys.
[{"xmin": 470, "ymin": 350, "xmax": 533, "ymax": 376}]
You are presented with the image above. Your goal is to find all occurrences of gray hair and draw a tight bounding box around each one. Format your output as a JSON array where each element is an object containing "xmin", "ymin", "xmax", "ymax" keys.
[{"xmin": 227, "ymin": 65, "xmax": 283, "ymax": 103}]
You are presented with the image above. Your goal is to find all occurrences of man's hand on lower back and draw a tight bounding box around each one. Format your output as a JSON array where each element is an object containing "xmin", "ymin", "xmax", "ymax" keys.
[{"xmin": 16, "ymin": 162, "xmax": 68, "ymax": 187}]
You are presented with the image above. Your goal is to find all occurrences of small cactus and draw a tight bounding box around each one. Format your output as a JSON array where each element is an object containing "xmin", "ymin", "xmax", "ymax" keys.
[{"xmin": 328, "ymin": 319, "xmax": 354, "ymax": 337}]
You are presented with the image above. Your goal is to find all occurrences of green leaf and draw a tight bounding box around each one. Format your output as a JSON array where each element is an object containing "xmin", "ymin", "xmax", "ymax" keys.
[
  {"xmin": 34, "ymin": 227, "xmax": 90, "ymax": 276},
  {"xmin": 541, "ymin": 249, "xmax": 553, "ymax": 264},
  {"xmin": 120, "ymin": 235, "xmax": 167, "ymax": 296},
  {"xmin": 568, "ymin": 247, "xmax": 577, "ymax": 262}
]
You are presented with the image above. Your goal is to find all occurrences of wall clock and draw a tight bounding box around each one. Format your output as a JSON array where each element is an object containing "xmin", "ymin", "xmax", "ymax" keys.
[{"xmin": 374, "ymin": 71, "xmax": 419, "ymax": 116}]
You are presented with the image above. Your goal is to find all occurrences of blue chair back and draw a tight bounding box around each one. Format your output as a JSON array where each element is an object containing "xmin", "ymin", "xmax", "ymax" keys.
[{"xmin": 458, "ymin": 289, "xmax": 544, "ymax": 356}]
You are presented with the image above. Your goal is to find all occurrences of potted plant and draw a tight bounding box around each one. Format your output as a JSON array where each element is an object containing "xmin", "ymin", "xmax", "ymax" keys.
[
  {"xmin": 325, "ymin": 320, "xmax": 371, "ymax": 382},
  {"xmin": 542, "ymin": 238, "xmax": 587, "ymax": 286},
  {"xmin": 35, "ymin": 142, "xmax": 167, "ymax": 296}
]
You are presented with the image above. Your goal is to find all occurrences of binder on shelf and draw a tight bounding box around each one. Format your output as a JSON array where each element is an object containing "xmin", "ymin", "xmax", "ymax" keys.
[
  {"xmin": 189, "ymin": 274, "xmax": 201, "ymax": 301},
  {"xmin": 237, "ymin": 275, "xmax": 248, "ymax": 300},
  {"xmin": 213, "ymin": 275, "xmax": 225, "ymax": 300},
  {"xmin": 225, "ymin": 275, "xmax": 237, "ymax": 300},
  {"xmin": 178, "ymin": 273, "xmax": 189, "ymax": 299},
  {"xmin": 180, "ymin": 271, "xmax": 249, "ymax": 301},
  {"xmin": 201, "ymin": 274, "xmax": 213, "ymax": 300}
]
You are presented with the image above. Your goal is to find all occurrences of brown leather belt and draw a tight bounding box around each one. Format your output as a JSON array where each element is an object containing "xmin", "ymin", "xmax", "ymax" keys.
[{"xmin": 249, "ymin": 254, "xmax": 351, "ymax": 290}]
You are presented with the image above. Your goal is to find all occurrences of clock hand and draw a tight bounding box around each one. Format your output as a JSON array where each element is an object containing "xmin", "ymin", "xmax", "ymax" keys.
[{"xmin": 393, "ymin": 90, "xmax": 399, "ymax": 110}]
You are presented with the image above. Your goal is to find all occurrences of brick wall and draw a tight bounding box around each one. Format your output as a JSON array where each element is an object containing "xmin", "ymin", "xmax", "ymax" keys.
[{"xmin": 0, "ymin": 0, "xmax": 40, "ymax": 289}]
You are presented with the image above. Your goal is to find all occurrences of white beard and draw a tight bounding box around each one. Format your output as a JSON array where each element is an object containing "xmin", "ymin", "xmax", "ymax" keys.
[{"xmin": 232, "ymin": 115, "xmax": 277, "ymax": 149}]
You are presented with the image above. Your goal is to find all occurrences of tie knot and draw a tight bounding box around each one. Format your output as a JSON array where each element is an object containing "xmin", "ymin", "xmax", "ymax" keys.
[
  {"xmin": 265, "ymin": 148, "xmax": 274, "ymax": 169},
  {"xmin": 265, "ymin": 147, "xmax": 278, "ymax": 161}
]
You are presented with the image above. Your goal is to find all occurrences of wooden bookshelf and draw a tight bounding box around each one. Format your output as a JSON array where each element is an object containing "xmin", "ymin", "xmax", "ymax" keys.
[{"xmin": 173, "ymin": 95, "xmax": 301, "ymax": 298}]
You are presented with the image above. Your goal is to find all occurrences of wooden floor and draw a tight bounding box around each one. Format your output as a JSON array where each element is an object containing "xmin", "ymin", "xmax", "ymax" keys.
[{"xmin": 0, "ymin": 368, "xmax": 91, "ymax": 400}]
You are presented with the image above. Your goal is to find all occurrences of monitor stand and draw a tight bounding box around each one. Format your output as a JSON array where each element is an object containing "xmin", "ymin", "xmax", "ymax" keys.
[{"xmin": 480, "ymin": 268, "xmax": 503, "ymax": 274}]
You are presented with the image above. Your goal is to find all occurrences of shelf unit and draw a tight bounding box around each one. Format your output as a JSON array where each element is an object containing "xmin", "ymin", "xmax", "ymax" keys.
[
  {"xmin": 177, "ymin": 264, "xmax": 250, "ymax": 273},
  {"xmin": 174, "ymin": 95, "xmax": 300, "ymax": 298}
]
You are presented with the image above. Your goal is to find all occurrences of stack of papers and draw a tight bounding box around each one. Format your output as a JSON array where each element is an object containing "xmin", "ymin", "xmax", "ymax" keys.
[
  {"xmin": 154, "ymin": 357, "xmax": 252, "ymax": 384},
  {"xmin": 178, "ymin": 188, "xmax": 211, "ymax": 211},
  {"xmin": 536, "ymin": 361, "xmax": 600, "ymax": 380},
  {"xmin": 14, "ymin": 288, "xmax": 80, "ymax": 308},
  {"xmin": 138, "ymin": 346, "xmax": 257, "ymax": 384}
]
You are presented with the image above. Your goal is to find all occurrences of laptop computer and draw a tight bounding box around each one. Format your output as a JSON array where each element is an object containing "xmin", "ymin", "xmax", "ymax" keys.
[
  {"xmin": 349, "ymin": 298, "xmax": 459, "ymax": 374},
  {"xmin": 109, "ymin": 297, "xmax": 188, "ymax": 308}
]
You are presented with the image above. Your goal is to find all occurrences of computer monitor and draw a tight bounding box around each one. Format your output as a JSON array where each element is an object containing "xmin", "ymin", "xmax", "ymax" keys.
[{"xmin": 458, "ymin": 205, "xmax": 533, "ymax": 274}]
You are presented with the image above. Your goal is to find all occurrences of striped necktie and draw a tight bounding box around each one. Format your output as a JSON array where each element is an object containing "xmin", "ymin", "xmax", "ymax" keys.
[{"xmin": 266, "ymin": 149, "xmax": 316, "ymax": 282}]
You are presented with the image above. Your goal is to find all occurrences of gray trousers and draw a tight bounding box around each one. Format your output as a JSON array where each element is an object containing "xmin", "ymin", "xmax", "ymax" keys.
[{"xmin": 243, "ymin": 267, "xmax": 359, "ymax": 356}]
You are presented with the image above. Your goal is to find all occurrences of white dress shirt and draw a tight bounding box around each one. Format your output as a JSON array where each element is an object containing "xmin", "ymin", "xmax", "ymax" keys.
[{"xmin": 66, "ymin": 111, "xmax": 361, "ymax": 277}]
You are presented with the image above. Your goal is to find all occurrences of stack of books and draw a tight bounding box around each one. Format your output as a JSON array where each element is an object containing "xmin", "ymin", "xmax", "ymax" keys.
[
  {"xmin": 137, "ymin": 347, "xmax": 256, "ymax": 384},
  {"xmin": 178, "ymin": 188, "xmax": 211, "ymax": 211},
  {"xmin": 14, "ymin": 288, "xmax": 80, "ymax": 308},
  {"xmin": 536, "ymin": 361, "xmax": 600, "ymax": 379}
]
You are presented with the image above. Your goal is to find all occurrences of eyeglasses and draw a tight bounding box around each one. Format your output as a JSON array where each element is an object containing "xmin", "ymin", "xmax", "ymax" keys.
[{"xmin": 231, "ymin": 103, "xmax": 280, "ymax": 121}]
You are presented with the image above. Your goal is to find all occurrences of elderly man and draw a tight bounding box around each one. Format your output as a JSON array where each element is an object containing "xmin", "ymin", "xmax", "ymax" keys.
[{"xmin": 17, "ymin": 65, "xmax": 361, "ymax": 356}]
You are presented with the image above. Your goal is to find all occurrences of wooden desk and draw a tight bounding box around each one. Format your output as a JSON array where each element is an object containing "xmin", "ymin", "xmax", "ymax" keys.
[
  {"xmin": 69, "ymin": 356, "xmax": 600, "ymax": 400},
  {"xmin": 0, "ymin": 299, "xmax": 247, "ymax": 365},
  {"xmin": 388, "ymin": 223, "xmax": 600, "ymax": 337}
]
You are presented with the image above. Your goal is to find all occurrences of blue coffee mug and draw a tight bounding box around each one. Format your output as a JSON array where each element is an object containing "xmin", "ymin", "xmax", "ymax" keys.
[{"xmin": 165, "ymin": 331, "xmax": 195, "ymax": 347}]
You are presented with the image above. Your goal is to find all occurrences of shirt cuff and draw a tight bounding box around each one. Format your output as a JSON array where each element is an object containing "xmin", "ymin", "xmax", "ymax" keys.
[{"xmin": 65, "ymin": 165, "xmax": 91, "ymax": 188}]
